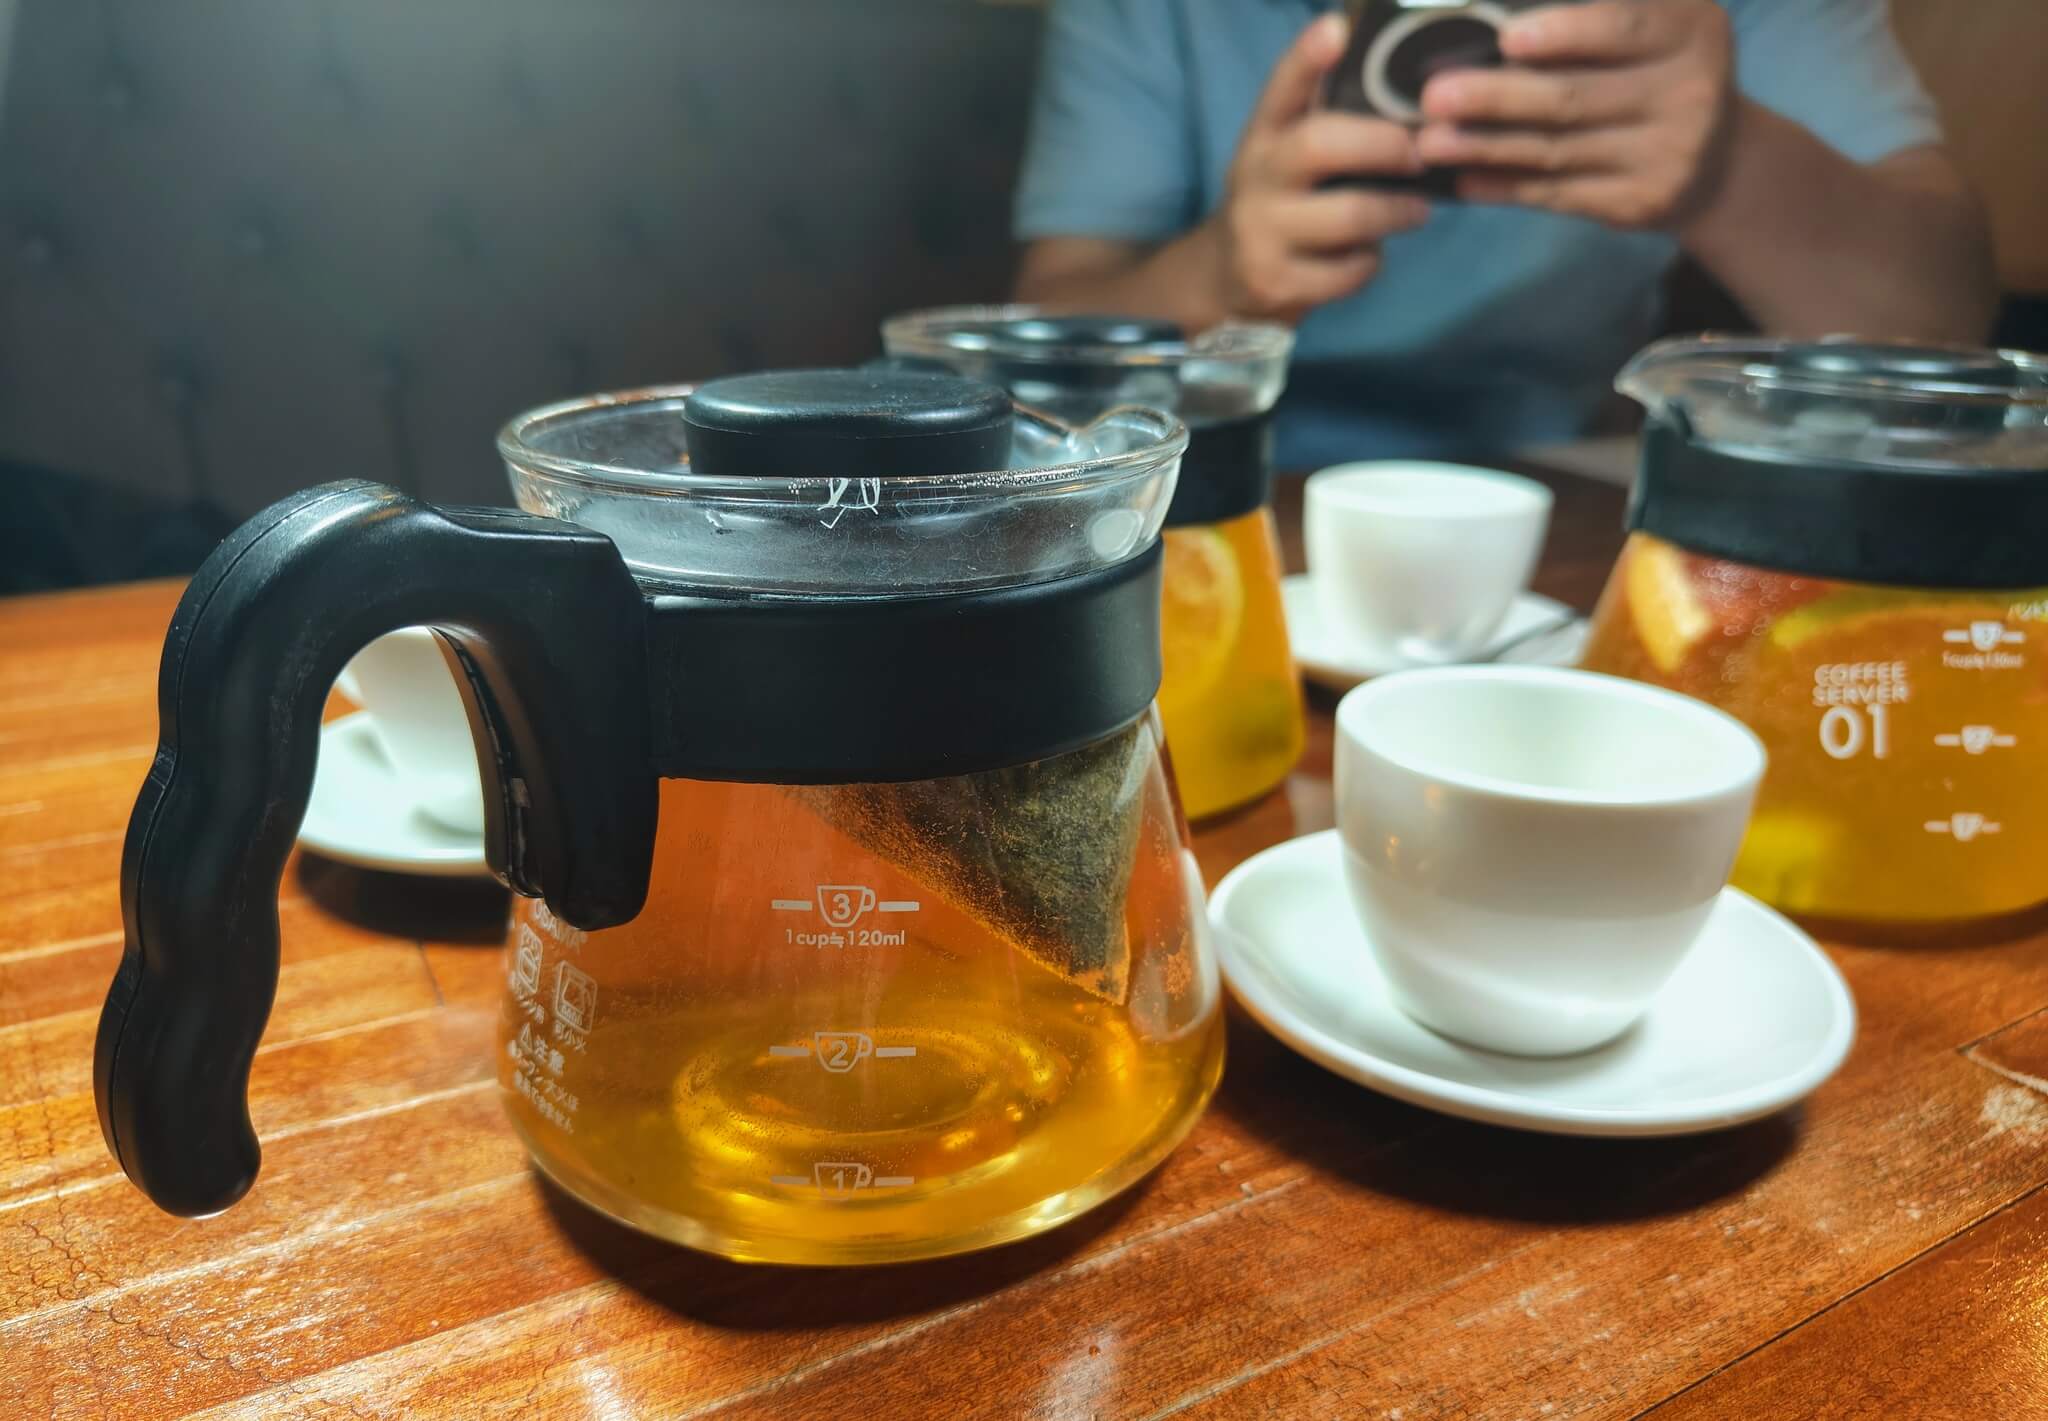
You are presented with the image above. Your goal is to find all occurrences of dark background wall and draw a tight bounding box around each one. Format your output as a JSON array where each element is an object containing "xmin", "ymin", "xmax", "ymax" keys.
[
  {"xmin": 1, "ymin": 1, "xmax": 2039, "ymax": 591},
  {"xmin": 0, "ymin": 0, "xmax": 1037, "ymax": 570}
]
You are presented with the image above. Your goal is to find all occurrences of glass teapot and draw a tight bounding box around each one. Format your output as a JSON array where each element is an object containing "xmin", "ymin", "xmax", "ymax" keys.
[
  {"xmin": 94, "ymin": 369, "xmax": 1225, "ymax": 1265},
  {"xmin": 881, "ymin": 307, "xmax": 1304, "ymax": 820},
  {"xmin": 1580, "ymin": 336, "xmax": 2048, "ymax": 923}
]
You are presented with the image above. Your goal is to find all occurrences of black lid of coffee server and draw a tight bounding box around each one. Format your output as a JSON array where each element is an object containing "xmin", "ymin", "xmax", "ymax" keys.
[
  {"xmin": 1622, "ymin": 337, "xmax": 2048, "ymax": 589},
  {"xmin": 684, "ymin": 368, "xmax": 1011, "ymax": 477},
  {"xmin": 1001, "ymin": 317, "xmax": 1278, "ymax": 527},
  {"xmin": 994, "ymin": 314, "xmax": 1187, "ymax": 390},
  {"xmin": 876, "ymin": 309, "xmax": 1296, "ymax": 526}
]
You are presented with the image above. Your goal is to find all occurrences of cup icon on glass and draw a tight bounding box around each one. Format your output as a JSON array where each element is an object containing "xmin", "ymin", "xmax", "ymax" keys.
[
  {"xmin": 816, "ymin": 886, "xmax": 877, "ymax": 928},
  {"xmin": 814, "ymin": 1162, "xmax": 873, "ymax": 1194},
  {"xmin": 814, "ymin": 1031, "xmax": 875, "ymax": 1073}
]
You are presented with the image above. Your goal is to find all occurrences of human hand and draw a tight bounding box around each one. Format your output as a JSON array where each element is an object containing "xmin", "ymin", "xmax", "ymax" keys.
[
  {"xmin": 1414, "ymin": 0, "xmax": 1738, "ymax": 230},
  {"xmin": 1206, "ymin": 13, "xmax": 1432, "ymax": 325}
]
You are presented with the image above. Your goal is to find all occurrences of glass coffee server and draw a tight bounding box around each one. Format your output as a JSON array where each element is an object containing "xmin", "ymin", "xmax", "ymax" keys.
[{"xmin": 97, "ymin": 368, "xmax": 1225, "ymax": 1264}]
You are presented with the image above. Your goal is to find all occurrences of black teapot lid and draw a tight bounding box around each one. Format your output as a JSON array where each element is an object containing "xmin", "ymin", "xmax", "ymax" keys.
[
  {"xmin": 999, "ymin": 313, "xmax": 1184, "ymax": 349},
  {"xmin": 879, "ymin": 307, "xmax": 1294, "ymax": 526},
  {"xmin": 683, "ymin": 368, "xmax": 1012, "ymax": 477},
  {"xmin": 1621, "ymin": 336, "xmax": 2048, "ymax": 588}
]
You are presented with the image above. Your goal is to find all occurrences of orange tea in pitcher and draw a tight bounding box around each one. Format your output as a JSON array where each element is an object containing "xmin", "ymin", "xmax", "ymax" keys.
[
  {"xmin": 1579, "ymin": 334, "xmax": 2048, "ymax": 924},
  {"xmin": 1158, "ymin": 509, "xmax": 1305, "ymax": 820},
  {"xmin": 1581, "ymin": 534, "xmax": 2048, "ymax": 921}
]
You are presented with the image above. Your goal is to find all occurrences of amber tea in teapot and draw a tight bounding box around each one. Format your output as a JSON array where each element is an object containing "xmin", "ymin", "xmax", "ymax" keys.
[
  {"xmin": 96, "ymin": 369, "xmax": 1225, "ymax": 1265},
  {"xmin": 503, "ymin": 723, "xmax": 1220, "ymax": 1263}
]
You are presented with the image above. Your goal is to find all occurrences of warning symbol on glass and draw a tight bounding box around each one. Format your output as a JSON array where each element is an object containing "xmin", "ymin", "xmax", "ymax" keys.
[
  {"xmin": 510, "ymin": 925, "xmax": 543, "ymax": 996},
  {"xmin": 554, "ymin": 962, "xmax": 598, "ymax": 1032}
]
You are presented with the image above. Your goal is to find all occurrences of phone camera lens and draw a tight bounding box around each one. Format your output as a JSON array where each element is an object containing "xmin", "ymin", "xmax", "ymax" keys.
[{"xmin": 1365, "ymin": 9, "xmax": 1506, "ymax": 120}]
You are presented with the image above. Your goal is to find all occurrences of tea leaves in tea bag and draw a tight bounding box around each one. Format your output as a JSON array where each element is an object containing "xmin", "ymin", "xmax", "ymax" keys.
[{"xmin": 799, "ymin": 722, "xmax": 1149, "ymax": 1002}]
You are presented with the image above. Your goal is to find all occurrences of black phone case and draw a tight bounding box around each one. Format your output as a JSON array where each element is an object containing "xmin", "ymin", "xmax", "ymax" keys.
[{"xmin": 1320, "ymin": 0, "xmax": 1535, "ymax": 198}]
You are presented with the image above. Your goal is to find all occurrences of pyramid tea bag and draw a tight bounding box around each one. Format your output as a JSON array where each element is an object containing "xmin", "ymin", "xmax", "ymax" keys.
[{"xmin": 799, "ymin": 720, "xmax": 1150, "ymax": 1002}]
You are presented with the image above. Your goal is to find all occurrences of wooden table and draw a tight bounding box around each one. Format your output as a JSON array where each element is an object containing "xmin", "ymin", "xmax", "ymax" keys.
[{"xmin": 4, "ymin": 469, "xmax": 2046, "ymax": 1420}]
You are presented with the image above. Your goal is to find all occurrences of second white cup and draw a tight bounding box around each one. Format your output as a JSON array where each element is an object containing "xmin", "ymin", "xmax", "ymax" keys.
[
  {"xmin": 1306, "ymin": 461, "xmax": 1553, "ymax": 666},
  {"xmin": 335, "ymin": 628, "xmax": 486, "ymax": 836},
  {"xmin": 1335, "ymin": 666, "xmax": 1766, "ymax": 1055}
]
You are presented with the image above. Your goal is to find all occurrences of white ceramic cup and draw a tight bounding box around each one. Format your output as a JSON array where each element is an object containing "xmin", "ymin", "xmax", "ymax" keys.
[
  {"xmin": 1334, "ymin": 666, "xmax": 1766, "ymax": 1056},
  {"xmin": 1305, "ymin": 462, "xmax": 1553, "ymax": 666},
  {"xmin": 334, "ymin": 628, "xmax": 486, "ymax": 835}
]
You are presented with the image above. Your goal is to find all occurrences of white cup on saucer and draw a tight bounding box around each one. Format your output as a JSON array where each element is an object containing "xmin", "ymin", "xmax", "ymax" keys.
[
  {"xmin": 334, "ymin": 628, "xmax": 486, "ymax": 836},
  {"xmin": 1334, "ymin": 666, "xmax": 1765, "ymax": 1055},
  {"xmin": 1305, "ymin": 462, "xmax": 1553, "ymax": 666}
]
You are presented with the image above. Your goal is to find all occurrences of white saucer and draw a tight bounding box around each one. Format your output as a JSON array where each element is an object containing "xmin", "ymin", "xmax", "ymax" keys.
[
  {"xmin": 299, "ymin": 713, "xmax": 490, "ymax": 877},
  {"xmin": 1282, "ymin": 573, "xmax": 1588, "ymax": 690},
  {"xmin": 1210, "ymin": 831, "xmax": 1855, "ymax": 1137}
]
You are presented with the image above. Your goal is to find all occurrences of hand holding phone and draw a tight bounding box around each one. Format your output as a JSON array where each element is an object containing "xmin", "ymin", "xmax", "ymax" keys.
[
  {"xmin": 1397, "ymin": 0, "xmax": 1741, "ymax": 230},
  {"xmin": 1201, "ymin": 13, "xmax": 1431, "ymax": 324},
  {"xmin": 1321, "ymin": 0, "xmax": 1547, "ymax": 197}
]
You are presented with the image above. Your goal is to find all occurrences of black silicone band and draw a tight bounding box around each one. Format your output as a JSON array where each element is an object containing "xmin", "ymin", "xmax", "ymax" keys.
[
  {"xmin": 641, "ymin": 541, "xmax": 1165, "ymax": 782},
  {"xmin": 1165, "ymin": 413, "xmax": 1275, "ymax": 527},
  {"xmin": 1631, "ymin": 420, "xmax": 2048, "ymax": 589}
]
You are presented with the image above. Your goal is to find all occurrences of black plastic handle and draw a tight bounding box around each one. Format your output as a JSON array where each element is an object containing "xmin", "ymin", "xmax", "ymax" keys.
[{"xmin": 95, "ymin": 481, "xmax": 656, "ymax": 1217}]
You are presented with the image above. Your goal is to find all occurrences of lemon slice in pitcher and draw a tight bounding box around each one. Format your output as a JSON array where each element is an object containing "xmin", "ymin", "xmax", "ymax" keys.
[
  {"xmin": 1160, "ymin": 528, "xmax": 1245, "ymax": 711},
  {"xmin": 1765, "ymin": 586, "xmax": 1987, "ymax": 652},
  {"xmin": 1626, "ymin": 538, "xmax": 1712, "ymax": 674}
]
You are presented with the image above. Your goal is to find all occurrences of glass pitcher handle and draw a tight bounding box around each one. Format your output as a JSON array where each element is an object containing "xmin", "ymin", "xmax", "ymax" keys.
[{"xmin": 95, "ymin": 481, "xmax": 657, "ymax": 1217}]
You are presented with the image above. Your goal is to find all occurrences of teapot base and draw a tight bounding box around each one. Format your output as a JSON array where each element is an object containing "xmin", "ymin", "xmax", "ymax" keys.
[{"xmin": 504, "ymin": 1019, "xmax": 1222, "ymax": 1266}]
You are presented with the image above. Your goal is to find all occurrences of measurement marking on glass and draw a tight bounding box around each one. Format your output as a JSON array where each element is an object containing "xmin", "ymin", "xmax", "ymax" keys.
[
  {"xmin": 772, "ymin": 1032, "xmax": 919, "ymax": 1071},
  {"xmin": 1934, "ymin": 726, "xmax": 2016, "ymax": 753},
  {"xmin": 1925, "ymin": 814, "xmax": 2001, "ymax": 841},
  {"xmin": 772, "ymin": 889, "xmax": 919, "ymax": 940},
  {"xmin": 1943, "ymin": 622, "xmax": 2025, "ymax": 649},
  {"xmin": 771, "ymin": 1166, "xmax": 916, "ymax": 1193}
]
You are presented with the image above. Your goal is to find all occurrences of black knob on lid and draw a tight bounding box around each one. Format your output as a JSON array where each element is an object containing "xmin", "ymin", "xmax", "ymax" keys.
[
  {"xmin": 1758, "ymin": 342, "xmax": 2018, "ymax": 434},
  {"xmin": 683, "ymin": 368, "xmax": 1013, "ymax": 477},
  {"xmin": 1777, "ymin": 342, "xmax": 2020, "ymax": 388},
  {"xmin": 1000, "ymin": 315, "xmax": 1184, "ymax": 348},
  {"xmin": 948, "ymin": 315, "xmax": 1189, "ymax": 399}
]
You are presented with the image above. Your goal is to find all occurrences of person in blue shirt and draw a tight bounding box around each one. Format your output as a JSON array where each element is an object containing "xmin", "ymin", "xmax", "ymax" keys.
[{"xmin": 1013, "ymin": 1, "xmax": 1997, "ymax": 467}]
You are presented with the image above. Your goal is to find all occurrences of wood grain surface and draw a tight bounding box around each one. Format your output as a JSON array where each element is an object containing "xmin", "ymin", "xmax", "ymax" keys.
[{"xmin": 3, "ymin": 471, "xmax": 2045, "ymax": 1419}]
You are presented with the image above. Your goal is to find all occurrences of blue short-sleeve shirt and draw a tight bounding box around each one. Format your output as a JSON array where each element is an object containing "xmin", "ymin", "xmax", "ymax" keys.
[{"xmin": 1015, "ymin": 0, "xmax": 1943, "ymax": 467}]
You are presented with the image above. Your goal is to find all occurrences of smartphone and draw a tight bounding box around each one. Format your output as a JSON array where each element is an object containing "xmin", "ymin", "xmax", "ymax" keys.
[{"xmin": 1321, "ymin": 0, "xmax": 1547, "ymax": 196}]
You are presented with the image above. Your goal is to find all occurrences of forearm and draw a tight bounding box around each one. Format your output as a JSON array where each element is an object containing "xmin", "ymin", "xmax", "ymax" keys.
[
  {"xmin": 1680, "ymin": 99, "xmax": 1998, "ymax": 342},
  {"xmin": 1014, "ymin": 224, "xmax": 1234, "ymax": 333}
]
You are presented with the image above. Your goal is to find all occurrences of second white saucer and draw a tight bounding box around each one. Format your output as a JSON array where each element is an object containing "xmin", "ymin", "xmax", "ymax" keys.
[
  {"xmin": 299, "ymin": 713, "xmax": 490, "ymax": 877},
  {"xmin": 1210, "ymin": 831, "xmax": 1856, "ymax": 1137},
  {"xmin": 1282, "ymin": 573, "xmax": 1587, "ymax": 690}
]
